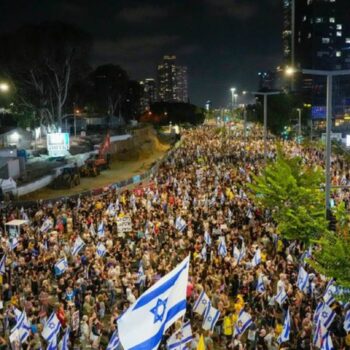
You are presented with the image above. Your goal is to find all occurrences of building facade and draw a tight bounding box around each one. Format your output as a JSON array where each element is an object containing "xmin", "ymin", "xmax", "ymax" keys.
[
  {"xmin": 157, "ymin": 55, "xmax": 188, "ymax": 102},
  {"xmin": 140, "ymin": 78, "xmax": 157, "ymax": 111},
  {"xmin": 291, "ymin": 0, "xmax": 350, "ymax": 122}
]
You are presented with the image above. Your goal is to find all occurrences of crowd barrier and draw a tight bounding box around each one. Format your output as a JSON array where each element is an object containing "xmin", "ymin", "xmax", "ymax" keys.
[{"xmin": 5, "ymin": 140, "xmax": 182, "ymax": 210}]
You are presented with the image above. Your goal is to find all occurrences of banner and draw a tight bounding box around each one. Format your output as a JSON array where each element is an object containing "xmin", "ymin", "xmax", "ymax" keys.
[{"xmin": 117, "ymin": 217, "xmax": 132, "ymax": 235}]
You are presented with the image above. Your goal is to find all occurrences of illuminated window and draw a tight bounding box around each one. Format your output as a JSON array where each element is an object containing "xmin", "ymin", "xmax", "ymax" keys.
[
  {"xmin": 337, "ymin": 31, "xmax": 342, "ymax": 37},
  {"xmin": 329, "ymin": 17, "xmax": 335, "ymax": 23},
  {"xmin": 322, "ymin": 38, "xmax": 330, "ymax": 44},
  {"xmin": 336, "ymin": 24, "xmax": 342, "ymax": 30},
  {"xmin": 315, "ymin": 17, "xmax": 323, "ymax": 23},
  {"xmin": 336, "ymin": 51, "xmax": 342, "ymax": 57},
  {"xmin": 346, "ymin": 38, "xmax": 350, "ymax": 44}
]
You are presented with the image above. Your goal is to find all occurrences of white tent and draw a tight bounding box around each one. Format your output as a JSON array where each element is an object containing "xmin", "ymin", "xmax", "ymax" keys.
[{"xmin": 5, "ymin": 219, "xmax": 28, "ymax": 238}]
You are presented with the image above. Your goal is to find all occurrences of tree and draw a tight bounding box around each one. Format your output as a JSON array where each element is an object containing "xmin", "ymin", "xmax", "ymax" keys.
[
  {"xmin": 90, "ymin": 64, "xmax": 129, "ymax": 116},
  {"xmin": 248, "ymin": 149, "xmax": 328, "ymax": 244},
  {"xmin": 0, "ymin": 21, "xmax": 91, "ymax": 127}
]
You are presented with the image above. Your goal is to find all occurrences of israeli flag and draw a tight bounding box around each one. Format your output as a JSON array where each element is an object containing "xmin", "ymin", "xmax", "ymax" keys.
[
  {"xmin": 202, "ymin": 302, "xmax": 220, "ymax": 331},
  {"xmin": 297, "ymin": 266, "xmax": 309, "ymax": 293},
  {"xmin": 42, "ymin": 312, "xmax": 61, "ymax": 343},
  {"xmin": 201, "ymin": 245, "xmax": 207, "ymax": 261},
  {"xmin": 256, "ymin": 275, "xmax": 265, "ymax": 293},
  {"xmin": 0, "ymin": 254, "xmax": 6, "ymax": 275},
  {"xmin": 233, "ymin": 309, "xmax": 253, "ymax": 336},
  {"xmin": 204, "ymin": 231, "xmax": 212, "ymax": 246},
  {"xmin": 47, "ymin": 337, "xmax": 58, "ymax": 350},
  {"xmin": 98, "ymin": 222, "xmax": 105, "ymax": 237},
  {"xmin": 10, "ymin": 238, "xmax": 19, "ymax": 251},
  {"xmin": 193, "ymin": 290, "xmax": 210, "ymax": 316},
  {"xmin": 77, "ymin": 197, "xmax": 81, "ymax": 209},
  {"xmin": 167, "ymin": 321, "xmax": 193, "ymax": 350},
  {"xmin": 277, "ymin": 309, "xmax": 290, "ymax": 344},
  {"xmin": 96, "ymin": 242, "xmax": 107, "ymax": 257},
  {"xmin": 218, "ymin": 237, "xmax": 227, "ymax": 257},
  {"xmin": 89, "ymin": 223, "xmax": 96, "ymax": 236},
  {"xmin": 275, "ymin": 288, "xmax": 288, "ymax": 307},
  {"xmin": 318, "ymin": 304, "xmax": 336, "ymax": 329},
  {"xmin": 54, "ymin": 258, "xmax": 68, "ymax": 276},
  {"xmin": 117, "ymin": 256, "xmax": 190, "ymax": 350},
  {"xmin": 233, "ymin": 246, "xmax": 241, "ymax": 262},
  {"xmin": 11, "ymin": 309, "xmax": 31, "ymax": 343},
  {"xmin": 107, "ymin": 203, "xmax": 116, "ymax": 217},
  {"xmin": 175, "ymin": 217, "xmax": 187, "ymax": 232},
  {"xmin": 40, "ymin": 218, "xmax": 53, "ymax": 233},
  {"xmin": 323, "ymin": 280, "xmax": 336, "ymax": 306},
  {"xmin": 137, "ymin": 261, "xmax": 146, "ymax": 287},
  {"xmin": 251, "ymin": 248, "xmax": 261, "ymax": 267},
  {"xmin": 71, "ymin": 236, "xmax": 85, "ymax": 256},
  {"xmin": 313, "ymin": 320, "xmax": 327, "ymax": 348},
  {"xmin": 321, "ymin": 333, "xmax": 334, "ymax": 350},
  {"xmin": 61, "ymin": 327, "xmax": 70, "ymax": 350},
  {"xmin": 300, "ymin": 247, "xmax": 312, "ymax": 264},
  {"xmin": 106, "ymin": 330, "xmax": 120, "ymax": 350},
  {"xmin": 344, "ymin": 309, "xmax": 350, "ymax": 332}
]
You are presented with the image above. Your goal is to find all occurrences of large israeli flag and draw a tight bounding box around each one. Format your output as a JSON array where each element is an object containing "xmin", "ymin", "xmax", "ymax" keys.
[
  {"xmin": 193, "ymin": 290, "xmax": 210, "ymax": 316},
  {"xmin": 321, "ymin": 333, "xmax": 334, "ymax": 350},
  {"xmin": 167, "ymin": 321, "xmax": 193, "ymax": 350},
  {"xmin": 71, "ymin": 236, "xmax": 85, "ymax": 256},
  {"xmin": 233, "ymin": 309, "xmax": 252, "ymax": 336},
  {"xmin": 318, "ymin": 304, "xmax": 336, "ymax": 329},
  {"xmin": 42, "ymin": 312, "xmax": 61, "ymax": 343},
  {"xmin": 202, "ymin": 303, "xmax": 220, "ymax": 331},
  {"xmin": 277, "ymin": 309, "xmax": 290, "ymax": 344},
  {"xmin": 251, "ymin": 248, "xmax": 261, "ymax": 267},
  {"xmin": 106, "ymin": 330, "xmax": 120, "ymax": 350},
  {"xmin": 297, "ymin": 266, "xmax": 309, "ymax": 293},
  {"xmin": 0, "ymin": 254, "xmax": 6, "ymax": 275},
  {"xmin": 118, "ymin": 256, "xmax": 190, "ymax": 350}
]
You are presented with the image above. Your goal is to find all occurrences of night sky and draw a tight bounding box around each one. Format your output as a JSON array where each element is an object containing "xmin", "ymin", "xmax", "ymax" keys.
[{"xmin": 0, "ymin": 0, "xmax": 283, "ymax": 107}]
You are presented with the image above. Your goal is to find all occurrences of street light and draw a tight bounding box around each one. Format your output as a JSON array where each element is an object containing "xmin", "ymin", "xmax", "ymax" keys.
[
  {"xmin": 296, "ymin": 108, "xmax": 302, "ymax": 138},
  {"xmin": 0, "ymin": 82, "xmax": 9, "ymax": 93},
  {"xmin": 252, "ymin": 91, "xmax": 282, "ymax": 162}
]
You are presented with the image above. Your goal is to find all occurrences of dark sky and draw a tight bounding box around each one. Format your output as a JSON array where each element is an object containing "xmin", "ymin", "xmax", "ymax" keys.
[{"xmin": 0, "ymin": 0, "xmax": 283, "ymax": 107}]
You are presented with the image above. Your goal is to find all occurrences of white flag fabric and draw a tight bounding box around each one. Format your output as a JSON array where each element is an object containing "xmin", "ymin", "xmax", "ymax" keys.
[
  {"xmin": 11, "ymin": 309, "xmax": 31, "ymax": 343},
  {"xmin": 40, "ymin": 218, "xmax": 53, "ymax": 233},
  {"xmin": 318, "ymin": 304, "xmax": 336, "ymax": 329},
  {"xmin": 54, "ymin": 258, "xmax": 68, "ymax": 276},
  {"xmin": 204, "ymin": 231, "xmax": 212, "ymax": 246},
  {"xmin": 42, "ymin": 312, "xmax": 61, "ymax": 343},
  {"xmin": 321, "ymin": 332, "xmax": 334, "ymax": 350},
  {"xmin": 0, "ymin": 255, "xmax": 6, "ymax": 275},
  {"xmin": 175, "ymin": 217, "xmax": 187, "ymax": 232},
  {"xmin": 61, "ymin": 327, "xmax": 70, "ymax": 350},
  {"xmin": 251, "ymin": 248, "xmax": 261, "ymax": 267},
  {"xmin": 313, "ymin": 320, "xmax": 327, "ymax": 348},
  {"xmin": 202, "ymin": 303, "xmax": 220, "ymax": 331},
  {"xmin": 89, "ymin": 223, "xmax": 96, "ymax": 236},
  {"xmin": 297, "ymin": 266, "xmax": 309, "ymax": 293},
  {"xmin": 201, "ymin": 245, "xmax": 207, "ymax": 261},
  {"xmin": 96, "ymin": 242, "xmax": 107, "ymax": 257},
  {"xmin": 167, "ymin": 321, "xmax": 193, "ymax": 350},
  {"xmin": 106, "ymin": 330, "xmax": 120, "ymax": 350},
  {"xmin": 277, "ymin": 309, "xmax": 290, "ymax": 344},
  {"xmin": 98, "ymin": 222, "xmax": 105, "ymax": 237},
  {"xmin": 275, "ymin": 288, "xmax": 288, "ymax": 306},
  {"xmin": 344, "ymin": 309, "xmax": 350, "ymax": 332},
  {"xmin": 193, "ymin": 290, "xmax": 210, "ymax": 316},
  {"xmin": 256, "ymin": 275, "xmax": 265, "ymax": 293},
  {"xmin": 71, "ymin": 236, "xmax": 85, "ymax": 256},
  {"xmin": 10, "ymin": 238, "xmax": 19, "ymax": 251},
  {"xmin": 117, "ymin": 256, "xmax": 190, "ymax": 350},
  {"xmin": 233, "ymin": 309, "xmax": 253, "ymax": 336},
  {"xmin": 323, "ymin": 280, "xmax": 336, "ymax": 306},
  {"xmin": 218, "ymin": 237, "xmax": 227, "ymax": 257}
]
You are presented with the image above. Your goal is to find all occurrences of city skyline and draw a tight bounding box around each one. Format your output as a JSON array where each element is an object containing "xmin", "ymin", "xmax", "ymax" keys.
[{"xmin": 0, "ymin": 0, "xmax": 283, "ymax": 107}]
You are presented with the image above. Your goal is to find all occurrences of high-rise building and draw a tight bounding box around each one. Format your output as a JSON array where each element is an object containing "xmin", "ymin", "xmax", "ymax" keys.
[
  {"xmin": 283, "ymin": 0, "xmax": 293, "ymax": 64},
  {"xmin": 289, "ymin": 0, "xmax": 350, "ymax": 122},
  {"xmin": 140, "ymin": 78, "xmax": 157, "ymax": 111},
  {"xmin": 157, "ymin": 55, "xmax": 188, "ymax": 102}
]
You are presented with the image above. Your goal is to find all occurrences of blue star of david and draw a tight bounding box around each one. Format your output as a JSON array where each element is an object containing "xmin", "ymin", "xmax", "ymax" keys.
[
  {"xmin": 202, "ymin": 300, "xmax": 207, "ymax": 305},
  {"xmin": 208, "ymin": 316, "xmax": 212, "ymax": 322},
  {"xmin": 322, "ymin": 311, "xmax": 328, "ymax": 318},
  {"xmin": 150, "ymin": 298, "xmax": 167, "ymax": 323},
  {"xmin": 49, "ymin": 322, "xmax": 55, "ymax": 329}
]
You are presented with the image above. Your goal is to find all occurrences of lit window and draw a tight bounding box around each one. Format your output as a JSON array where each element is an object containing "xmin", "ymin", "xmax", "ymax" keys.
[
  {"xmin": 346, "ymin": 38, "xmax": 350, "ymax": 44},
  {"xmin": 322, "ymin": 38, "xmax": 330, "ymax": 44},
  {"xmin": 329, "ymin": 17, "xmax": 335, "ymax": 23},
  {"xmin": 337, "ymin": 31, "xmax": 342, "ymax": 37},
  {"xmin": 336, "ymin": 51, "xmax": 342, "ymax": 57},
  {"xmin": 336, "ymin": 24, "xmax": 342, "ymax": 30},
  {"xmin": 303, "ymin": 16, "xmax": 307, "ymax": 22},
  {"xmin": 315, "ymin": 17, "xmax": 323, "ymax": 23},
  {"xmin": 308, "ymin": 33, "xmax": 312, "ymax": 39}
]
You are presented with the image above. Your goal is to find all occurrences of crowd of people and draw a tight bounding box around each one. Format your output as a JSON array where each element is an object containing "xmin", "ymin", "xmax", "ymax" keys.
[{"xmin": 0, "ymin": 124, "xmax": 349, "ymax": 350}]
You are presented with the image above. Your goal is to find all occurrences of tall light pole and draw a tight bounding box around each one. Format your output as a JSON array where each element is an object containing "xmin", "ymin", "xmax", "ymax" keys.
[
  {"xmin": 253, "ymin": 91, "xmax": 281, "ymax": 162},
  {"xmin": 300, "ymin": 69, "xmax": 350, "ymax": 210},
  {"xmin": 296, "ymin": 108, "xmax": 302, "ymax": 138},
  {"xmin": 230, "ymin": 88, "xmax": 236, "ymax": 113},
  {"xmin": 291, "ymin": 0, "xmax": 296, "ymax": 91}
]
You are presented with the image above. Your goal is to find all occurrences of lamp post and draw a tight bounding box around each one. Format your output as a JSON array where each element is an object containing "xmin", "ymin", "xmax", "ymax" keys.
[
  {"xmin": 297, "ymin": 69, "xmax": 350, "ymax": 210},
  {"xmin": 230, "ymin": 88, "xmax": 236, "ymax": 113},
  {"xmin": 296, "ymin": 108, "xmax": 302, "ymax": 138},
  {"xmin": 252, "ymin": 91, "xmax": 282, "ymax": 162}
]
